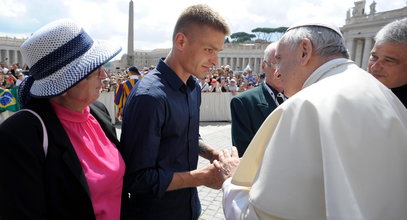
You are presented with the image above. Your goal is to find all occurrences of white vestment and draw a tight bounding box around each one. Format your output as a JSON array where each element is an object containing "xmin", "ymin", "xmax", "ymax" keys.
[{"xmin": 223, "ymin": 58, "xmax": 407, "ymax": 220}]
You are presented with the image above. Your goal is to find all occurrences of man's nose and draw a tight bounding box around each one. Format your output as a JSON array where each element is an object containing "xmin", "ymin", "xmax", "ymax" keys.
[
  {"xmin": 369, "ymin": 59, "xmax": 382, "ymax": 72},
  {"xmin": 99, "ymin": 67, "xmax": 108, "ymax": 79},
  {"xmin": 210, "ymin": 52, "xmax": 219, "ymax": 66}
]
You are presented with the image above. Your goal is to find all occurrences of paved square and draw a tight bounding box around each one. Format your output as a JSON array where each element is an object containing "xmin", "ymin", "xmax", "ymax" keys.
[{"xmin": 198, "ymin": 122, "xmax": 231, "ymax": 220}]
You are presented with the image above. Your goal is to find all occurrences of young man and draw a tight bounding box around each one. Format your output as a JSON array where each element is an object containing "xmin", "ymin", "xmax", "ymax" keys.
[
  {"xmin": 219, "ymin": 22, "xmax": 407, "ymax": 219},
  {"xmin": 368, "ymin": 18, "xmax": 407, "ymax": 107},
  {"xmin": 120, "ymin": 4, "xmax": 233, "ymax": 220}
]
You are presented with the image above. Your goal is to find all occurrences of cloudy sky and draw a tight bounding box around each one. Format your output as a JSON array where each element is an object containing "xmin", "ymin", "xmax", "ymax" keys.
[{"xmin": 1, "ymin": 0, "xmax": 405, "ymax": 60}]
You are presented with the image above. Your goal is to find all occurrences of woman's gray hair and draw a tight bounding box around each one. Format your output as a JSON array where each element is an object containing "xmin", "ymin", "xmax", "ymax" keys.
[
  {"xmin": 280, "ymin": 26, "xmax": 349, "ymax": 59},
  {"xmin": 375, "ymin": 18, "xmax": 407, "ymax": 45}
]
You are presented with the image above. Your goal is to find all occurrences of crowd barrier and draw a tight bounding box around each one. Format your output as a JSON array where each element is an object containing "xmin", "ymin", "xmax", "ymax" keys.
[
  {"xmin": 98, "ymin": 92, "xmax": 117, "ymax": 123},
  {"xmin": 199, "ymin": 92, "xmax": 233, "ymax": 121},
  {"xmin": 99, "ymin": 91, "xmax": 234, "ymax": 122},
  {"xmin": 0, "ymin": 92, "xmax": 234, "ymax": 124}
]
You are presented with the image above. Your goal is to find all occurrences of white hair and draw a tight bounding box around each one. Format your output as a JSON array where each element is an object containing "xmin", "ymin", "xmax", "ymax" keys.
[
  {"xmin": 280, "ymin": 26, "xmax": 349, "ymax": 59},
  {"xmin": 263, "ymin": 41, "xmax": 278, "ymax": 62},
  {"xmin": 375, "ymin": 18, "xmax": 407, "ymax": 45}
]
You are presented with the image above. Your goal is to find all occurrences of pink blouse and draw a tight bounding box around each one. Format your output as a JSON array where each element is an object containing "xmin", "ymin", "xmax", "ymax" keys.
[{"xmin": 51, "ymin": 101, "xmax": 125, "ymax": 220}]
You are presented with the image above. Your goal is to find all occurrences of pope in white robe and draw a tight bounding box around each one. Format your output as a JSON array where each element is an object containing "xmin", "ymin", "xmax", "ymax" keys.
[{"xmin": 221, "ymin": 23, "xmax": 407, "ymax": 220}]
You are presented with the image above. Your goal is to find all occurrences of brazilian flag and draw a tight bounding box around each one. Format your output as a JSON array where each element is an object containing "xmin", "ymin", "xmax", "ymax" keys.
[{"xmin": 0, "ymin": 87, "xmax": 20, "ymax": 112}]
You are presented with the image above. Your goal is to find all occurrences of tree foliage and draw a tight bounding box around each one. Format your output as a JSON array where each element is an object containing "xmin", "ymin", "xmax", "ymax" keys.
[
  {"xmin": 229, "ymin": 26, "xmax": 288, "ymax": 43},
  {"xmin": 251, "ymin": 27, "xmax": 288, "ymax": 42},
  {"xmin": 230, "ymin": 32, "xmax": 256, "ymax": 43}
]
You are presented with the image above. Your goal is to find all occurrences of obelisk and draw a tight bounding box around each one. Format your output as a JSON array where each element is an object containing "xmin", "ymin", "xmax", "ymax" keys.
[{"xmin": 127, "ymin": 0, "xmax": 135, "ymax": 67}]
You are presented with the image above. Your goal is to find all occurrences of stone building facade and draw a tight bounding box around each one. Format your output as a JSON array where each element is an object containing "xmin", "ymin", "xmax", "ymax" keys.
[
  {"xmin": 114, "ymin": 43, "xmax": 268, "ymax": 74},
  {"xmin": 341, "ymin": 0, "xmax": 407, "ymax": 70},
  {"xmin": 0, "ymin": 37, "xmax": 25, "ymax": 66},
  {"xmin": 218, "ymin": 43, "xmax": 268, "ymax": 74}
]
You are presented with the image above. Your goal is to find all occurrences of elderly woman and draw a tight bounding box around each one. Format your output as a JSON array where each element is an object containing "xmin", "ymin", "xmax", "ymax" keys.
[{"xmin": 0, "ymin": 19, "xmax": 125, "ymax": 220}]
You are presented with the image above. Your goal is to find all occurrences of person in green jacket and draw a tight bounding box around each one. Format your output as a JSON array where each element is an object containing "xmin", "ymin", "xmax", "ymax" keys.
[{"xmin": 230, "ymin": 42, "xmax": 285, "ymax": 157}]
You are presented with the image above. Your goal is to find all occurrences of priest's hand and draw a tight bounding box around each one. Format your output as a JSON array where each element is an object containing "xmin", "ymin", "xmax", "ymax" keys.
[{"xmin": 213, "ymin": 147, "xmax": 240, "ymax": 181}]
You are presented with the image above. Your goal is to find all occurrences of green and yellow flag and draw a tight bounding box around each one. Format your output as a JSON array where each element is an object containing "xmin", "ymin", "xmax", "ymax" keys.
[{"xmin": 0, "ymin": 87, "xmax": 20, "ymax": 112}]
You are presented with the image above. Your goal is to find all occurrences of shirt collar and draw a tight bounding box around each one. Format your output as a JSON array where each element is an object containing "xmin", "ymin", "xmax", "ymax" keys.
[
  {"xmin": 265, "ymin": 82, "xmax": 279, "ymax": 96},
  {"xmin": 157, "ymin": 59, "xmax": 196, "ymax": 92},
  {"xmin": 50, "ymin": 100, "xmax": 90, "ymax": 123},
  {"xmin": 302, "ymin": 58, "xmax": 353, "ymax": 89}
]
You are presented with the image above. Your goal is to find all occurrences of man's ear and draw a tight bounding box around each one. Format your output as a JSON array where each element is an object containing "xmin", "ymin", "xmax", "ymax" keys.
[
  {"xmin": 274, "ymin": 69, "xmax": 281, "ymax": 79},
  {"xmin": 261, "ymin": 60, "xmax": 266, "ymax": 73},
  {"xmin": 174, "ymin": 32, "xmax": 187, "ymax": 51},
  {"xmin": 299, "ymin": 38, "xmax": 313, "ymax": 65}
]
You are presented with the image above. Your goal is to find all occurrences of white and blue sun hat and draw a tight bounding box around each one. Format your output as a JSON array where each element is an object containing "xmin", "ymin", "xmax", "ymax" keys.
[{"xmin": 19, "ymin": 19, "xmax": 121, "ymax": 106}]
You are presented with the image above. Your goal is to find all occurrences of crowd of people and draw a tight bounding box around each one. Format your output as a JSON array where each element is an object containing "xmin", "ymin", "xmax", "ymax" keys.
[
  {"xmin": 198, "ymin": 66, "xmax": 262, "ymax": 94},
  {"xmin": 102, "ymin": 64, "xmax": 264, "ymax": 95},
  {"xmin": 0, "ymin": 63, "xmax": 28, "ymax": 89},
  {"xmin": 0, "ymin": 3, "xmax": 407, "ymax": 220},
  {"xmin": 98, "ymin": 66, "xmax": 153, "ymax": 93},
  {"xmin": 109, "ymin": 63, "xmax": 264, "ymax": 120}
]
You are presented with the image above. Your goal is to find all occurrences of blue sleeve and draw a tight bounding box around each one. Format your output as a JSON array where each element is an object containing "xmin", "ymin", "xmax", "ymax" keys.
[{"xmin": 121, "ymin": 94, "xmax": 173, "ymax": 199}]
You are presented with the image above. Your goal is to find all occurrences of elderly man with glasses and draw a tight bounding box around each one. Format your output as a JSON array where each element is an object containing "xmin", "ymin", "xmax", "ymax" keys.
[{"xmin": 230, "ymin": 41, "xmax": 285, "ymax": 157}]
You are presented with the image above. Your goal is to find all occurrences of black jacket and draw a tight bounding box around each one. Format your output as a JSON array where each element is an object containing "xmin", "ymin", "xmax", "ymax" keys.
[{"xmin": 0, "ymin": 98, "xmax": 120, "ymax": 220}]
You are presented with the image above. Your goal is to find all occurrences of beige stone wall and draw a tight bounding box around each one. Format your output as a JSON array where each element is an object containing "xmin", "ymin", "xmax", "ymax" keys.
[{"xmin": 0, "ymin": 37, "xmax": 25, "ymax": 65}]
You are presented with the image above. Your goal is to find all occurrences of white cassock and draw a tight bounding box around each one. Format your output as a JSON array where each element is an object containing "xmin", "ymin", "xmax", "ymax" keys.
[{"xmin": 222, "ymin": 58, "xmax": 407, "ymax": 220}]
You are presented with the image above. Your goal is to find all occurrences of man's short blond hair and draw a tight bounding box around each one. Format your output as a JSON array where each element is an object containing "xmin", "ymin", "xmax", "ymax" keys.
[{"xmin": 172, "ymin": 4, "xmax": 230, "ymax": 41}]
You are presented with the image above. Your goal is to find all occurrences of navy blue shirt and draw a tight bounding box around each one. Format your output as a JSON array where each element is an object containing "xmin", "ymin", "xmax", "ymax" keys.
[{"xmin": 120, "ymin": 59, "xmax": 202, "ymax": 220}]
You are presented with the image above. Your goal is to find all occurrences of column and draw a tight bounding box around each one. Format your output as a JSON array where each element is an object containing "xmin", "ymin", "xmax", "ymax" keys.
[
  {"xmin": 361, "ymin": 37, "xmax": 373, "ymax": 70},
  {"xmin": 354, "ymin": 39, "xmax": 364, "ymax": 67},
  {"xmin": 1, "ymin": 50, "xmax": 7, "ymax": 64},
  {"xmin": 8, "ymin": 50, "xmax": 13, "ymax": 65},
  {"xmin": 17, "ymin": 51, "xmax": 23, "ymax": 65},
  {"xmin": 249, "ymin": 58, "xmax": 254, "ymax": 73},
  {"xmin": 255, "ymin": 58, "xmax": 261, "ymax": 74},
  {"xmin": 13, "ymin": 50, "xmax": 18, "ymax": 65},
  {"xmin": 346, "ymin": 38, "xmax": 355, "ymax": 60},
  {"xmin": 253, "ymin": 58, "xmax": 258, "ymax": 74},
  {"xmin": 244, "ymin": 58, "xmax": 249, "ymax": 70},
  {"xmin": 231, "ymin": 57, "xmax": 235, "ymax": 71},
  {"xmin": 127, "ymin": 0, "xmax": 135, "ymax": 67},
  {"xmin": 256, "ymin": 58, "xmax": 260, "ymax": 74}
]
